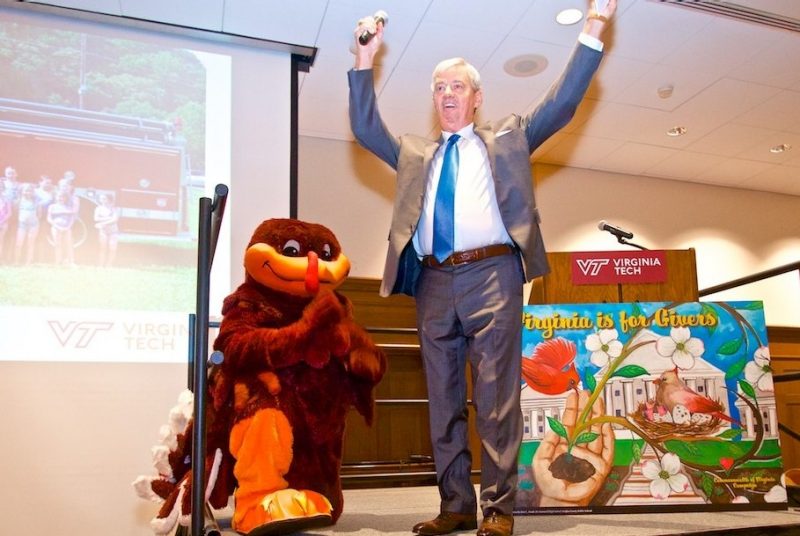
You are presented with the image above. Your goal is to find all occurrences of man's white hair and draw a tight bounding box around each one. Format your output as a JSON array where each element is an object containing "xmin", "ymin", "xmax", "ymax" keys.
[{"xmin": 430, "ymin": 57, "xmax": 481, "ymax": 92}]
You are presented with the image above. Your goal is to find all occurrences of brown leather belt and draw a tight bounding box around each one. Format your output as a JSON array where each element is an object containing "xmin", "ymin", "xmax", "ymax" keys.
[{"xmin": 422, "ymin": 244, "xmax": 516, "ymax": 268}]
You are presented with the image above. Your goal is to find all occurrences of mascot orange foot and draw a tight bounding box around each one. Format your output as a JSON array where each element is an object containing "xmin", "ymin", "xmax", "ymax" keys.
[{"xmin": 134, "ymin": 219, "xmax": 386, "ymax": 535}]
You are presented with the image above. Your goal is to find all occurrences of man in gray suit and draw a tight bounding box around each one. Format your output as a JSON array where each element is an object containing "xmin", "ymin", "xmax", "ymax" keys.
[{"xmin": 348, "ymin": 2, "xmax": 616, "ymax": 535}]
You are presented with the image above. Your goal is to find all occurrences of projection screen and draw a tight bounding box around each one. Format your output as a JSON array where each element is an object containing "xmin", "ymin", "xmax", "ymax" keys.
[{"xmin": 0, "ymin": 3, "xmax": 310, "ymax": 363}]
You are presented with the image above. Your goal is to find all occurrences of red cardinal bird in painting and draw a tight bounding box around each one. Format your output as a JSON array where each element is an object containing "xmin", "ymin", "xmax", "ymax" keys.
[
  {"xmin": 654, "ymin": 368, "xmax": 739, "ymax": 425},
  {"xmin": 522, "ymin": 338, "xmax": 580, "ymax": 395}
]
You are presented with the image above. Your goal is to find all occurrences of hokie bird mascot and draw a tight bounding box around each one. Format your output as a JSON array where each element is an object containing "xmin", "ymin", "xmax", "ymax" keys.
[
  {"xmin": 134, "ymin": 218, "xmax": 387, "ymax": 535},
  {"xmin": 522, "ymin": 338, "xmax": 580, "ymax": 396},
  {"xmin": 654, "ymin": 367, "xmax": 739, "ymax": 425}
]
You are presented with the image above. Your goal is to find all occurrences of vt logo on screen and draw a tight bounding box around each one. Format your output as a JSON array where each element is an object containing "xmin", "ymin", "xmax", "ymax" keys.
[
  {"xmin": 48, "ymin": 321, "xmax": 114, "ymax": 349},
  {"xmin": 576, "ymin": 258, "xmax": 610, "ymax": 277}
]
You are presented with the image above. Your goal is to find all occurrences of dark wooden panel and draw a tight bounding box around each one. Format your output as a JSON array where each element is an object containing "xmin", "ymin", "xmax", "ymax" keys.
[
  {"xmin": 338, "ymin": 277, "xmax": 417, "ymax": 329},
  {"xmin": 621, "ymin": 249, "xmax": 699, "ymax": 302}
]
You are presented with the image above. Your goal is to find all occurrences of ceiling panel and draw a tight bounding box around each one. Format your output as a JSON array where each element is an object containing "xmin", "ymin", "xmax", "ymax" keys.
[
  {"xmin": 221, "ymin": 0, "xmax": 328, "ymax": 45},
  {"xmin": 695, "ymin": 158, "xmax": 771, "ymax": 187},
  {"xmin": 687, "ymin": 123, "xmax": 777, "ymax": 158},
  {"xmin": 120, "ymin": 0, "xmax": 224, "ymax": 32},
  {"xmin": 27, "ymin": 0, "xmax": 121, "ymax": 15},
  {"xmin": 735, "ymin": 89, "xmax": 800, "ymax": 134}
]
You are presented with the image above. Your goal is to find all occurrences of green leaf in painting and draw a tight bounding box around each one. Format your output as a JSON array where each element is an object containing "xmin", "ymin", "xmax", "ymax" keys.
[
  {"xmin": 738, "ymin": 379, "xmax": 756, "ymax": 400},
  {"xmin": 724, "ymin": 359, "xmax": 746, "ymax": 380},
  {"xmin": 737, "ymin": 302, "xmax": 764, "ymax": 311},
  {"xmin": 611, "ymin": 364, "xmax": 649, "ymax": 378},
  {"xmin": 583, "ymin": 370, "xmax": 596, "ymax": 394},
  {"xmin": 574, "ymin": 432, "xmax": 599, "ymax": 445},
  {"xmin": 632, "ymin": 442, "xmax": 642, "ymax": 464},
  {"xmin": 718, "ymin": 338, "xmax": 743, "ymax": 356},
  {"xmin": 717, "ymin": 428, "xmax": 742, "ymax": 440},
  {"xmin": 701, "ymin": 473, "xmax": 714, "ymax": 498},
  {"xmin": 547, "ymin": 416, "xmax": 568, "ymax": 439}
]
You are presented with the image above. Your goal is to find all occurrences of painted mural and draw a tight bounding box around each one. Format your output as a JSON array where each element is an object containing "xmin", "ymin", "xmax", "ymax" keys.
[{"xmin": 515, "ymin": 301, "xmax": 787, "ymax": 514}]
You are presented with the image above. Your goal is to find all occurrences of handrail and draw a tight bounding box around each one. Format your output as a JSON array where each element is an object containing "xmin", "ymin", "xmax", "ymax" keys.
[
  {"xmin": 774, "ymin": 372, "xmax": 800, "ymax": 383},
  {"xmin": 698, "ymin": 261, "xmax": 799, "ymax": 297}
]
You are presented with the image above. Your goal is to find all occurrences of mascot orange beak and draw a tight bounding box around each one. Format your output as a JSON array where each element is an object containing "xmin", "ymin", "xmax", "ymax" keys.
[{"xmin": 244, "ymin": 243, "xmax": 351, "ymax": 297}]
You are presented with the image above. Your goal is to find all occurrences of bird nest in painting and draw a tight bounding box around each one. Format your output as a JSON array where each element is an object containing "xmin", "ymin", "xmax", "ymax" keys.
[{"xmin": 629, "ymin": 401, "xmax": 725, "ymax": 440}]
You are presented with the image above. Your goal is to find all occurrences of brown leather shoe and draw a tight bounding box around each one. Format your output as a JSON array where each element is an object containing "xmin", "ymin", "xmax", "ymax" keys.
[
  {"xmin": 412, "ymin": 511, "xmax": 478, "ymax": 535},
  {"xmin": 476, "ymin": 511, "xmax": 513, "ymax": 536}
]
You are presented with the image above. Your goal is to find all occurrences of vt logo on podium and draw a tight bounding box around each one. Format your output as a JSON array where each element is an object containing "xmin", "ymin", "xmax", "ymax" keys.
[{"xmin": 572, "ymin": 250, "xmax": 667, "ymax": 285}]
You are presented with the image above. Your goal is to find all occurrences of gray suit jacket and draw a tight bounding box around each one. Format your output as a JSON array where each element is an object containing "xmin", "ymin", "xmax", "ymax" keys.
[{"xmin": 348, "ymin": 43, "xmax": 603, "ymax": 297}]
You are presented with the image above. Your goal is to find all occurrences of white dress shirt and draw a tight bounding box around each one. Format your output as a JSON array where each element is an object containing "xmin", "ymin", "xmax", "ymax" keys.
[{"xmin": 413, "ymin": 125, "xmax": 513, "ymax": 257}]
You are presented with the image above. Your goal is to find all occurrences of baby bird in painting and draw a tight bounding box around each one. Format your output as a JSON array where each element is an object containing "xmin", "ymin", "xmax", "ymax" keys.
[
  {"xmin": 522, "ymin": 338, "xmax": 580, "ymax": 396},
  {"xmin": 654, "ymin": 368, "xmax": 739, "ymax": 425}
]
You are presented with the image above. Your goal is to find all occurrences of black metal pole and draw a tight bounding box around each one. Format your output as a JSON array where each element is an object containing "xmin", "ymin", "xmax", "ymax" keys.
[
  {"xmin": 187, "ymin": 313, "xmax": 196, "ymax": 389},
  {"xmin": 189, "ymin": 185, "xmax": 229, "ymax": 536},
  {"xmin": 209, "ymin": 184, "xmax": 228, "ymax": 263},
  {"xmin": 191, "ymin": 196, "xmax": 212, "ymax": 536}
]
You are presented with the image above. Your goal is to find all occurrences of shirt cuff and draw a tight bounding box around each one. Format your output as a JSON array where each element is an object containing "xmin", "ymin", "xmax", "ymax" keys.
[{"xmin": 578, "ymin": 32, "xmax": 604, "ymax": 52}]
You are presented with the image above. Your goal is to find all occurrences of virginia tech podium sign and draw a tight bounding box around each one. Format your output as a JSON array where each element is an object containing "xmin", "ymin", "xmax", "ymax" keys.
[{"xmin": 571, "ymin": 250, "xmax": 668, "ymax": 285}]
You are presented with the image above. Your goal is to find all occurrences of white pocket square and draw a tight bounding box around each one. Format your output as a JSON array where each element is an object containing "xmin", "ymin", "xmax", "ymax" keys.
[{"xmin": 496, "ymin": 129, "xmax": 512, "ymax": 137}]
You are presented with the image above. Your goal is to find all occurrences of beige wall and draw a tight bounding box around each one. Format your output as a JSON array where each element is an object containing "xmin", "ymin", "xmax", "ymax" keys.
[
  {"xmin": 299, "ymin": 135, "xmax": 799, "ymax": 327},
  {"xmin": 0, "ymin": 362, "xmax": 188, "ymax": 535}
]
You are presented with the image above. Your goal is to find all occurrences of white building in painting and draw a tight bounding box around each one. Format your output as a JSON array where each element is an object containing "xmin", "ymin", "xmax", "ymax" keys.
[{"xmin": 734, "ymin": 388, "xmax": 778, "ymax": 440}]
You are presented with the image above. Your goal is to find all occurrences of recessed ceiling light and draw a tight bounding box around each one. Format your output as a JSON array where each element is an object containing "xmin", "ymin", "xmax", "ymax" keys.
[
  {"xmin": 770, "ymin": 143, "xmax": 792, "ymax": 154},
  {"xmin": 503, "ymin": 54, "xmax": 549, "ymax": 77},
  {"xmin": 666, "ymin": 126, "xmax": 687, "ymax": 137},
  {"xmin": 657, "ymin": 85, "xmax": 674, "ymax": 99},
  {"xmin": 556, "ymin": 8, "xmax": 584, "ymax": 25}
]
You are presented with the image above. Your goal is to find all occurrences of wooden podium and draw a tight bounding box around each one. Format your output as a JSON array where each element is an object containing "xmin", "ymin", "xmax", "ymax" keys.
[{"xmin": 528, "ymin": 249, "xmax": 699, "ymax": 305}]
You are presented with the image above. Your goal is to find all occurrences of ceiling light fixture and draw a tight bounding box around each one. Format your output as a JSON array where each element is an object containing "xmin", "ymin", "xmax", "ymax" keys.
[
  {"xmin": 556, "ymin": 8, "xmax": 584, "ymax": 25},
  {"xmin": 667, "ymin": 126, "xmax": 687, "ymax": 137},
  {"xmin": 770, "ymin": 143, "xmax": 792, "ymax": 154},
  {"xmin": 503, "ymin": 54, "xmax": 549, "ymax": 77},
  {"xmin": 657, "ymin": 85, "xmax": 674, "ymax": 99}
]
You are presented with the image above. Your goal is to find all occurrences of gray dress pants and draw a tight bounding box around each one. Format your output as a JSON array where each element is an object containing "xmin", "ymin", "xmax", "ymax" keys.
[{"xmin": 415, "ymin": 252, "xmax": 524, "ymax": 516}]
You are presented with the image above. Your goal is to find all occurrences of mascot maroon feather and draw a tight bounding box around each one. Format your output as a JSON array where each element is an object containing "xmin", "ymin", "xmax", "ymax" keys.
[{"xmin": 134, "ymin": 218, "xmax": 387, "ymax": 535}]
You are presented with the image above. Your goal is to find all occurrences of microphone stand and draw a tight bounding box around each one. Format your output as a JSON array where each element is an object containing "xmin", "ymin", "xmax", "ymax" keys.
[{"xmin": 616, "ymin": 236, "xmax": 649, "ymax": 250}]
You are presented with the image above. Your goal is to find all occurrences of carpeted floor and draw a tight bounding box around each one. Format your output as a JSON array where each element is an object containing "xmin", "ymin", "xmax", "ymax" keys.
[{"xmin": 207, "ymin": 485, "xmax": 800, "ymax": 536}]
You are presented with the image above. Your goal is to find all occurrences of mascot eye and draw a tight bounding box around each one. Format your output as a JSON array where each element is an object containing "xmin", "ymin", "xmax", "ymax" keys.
[
  {"xmin": 320, "ymin": 244, "xmax": 333, "ymax": 261},
  {"xmin": 281, "ymin": 239, "xmax": 302, "ymax": 257}
]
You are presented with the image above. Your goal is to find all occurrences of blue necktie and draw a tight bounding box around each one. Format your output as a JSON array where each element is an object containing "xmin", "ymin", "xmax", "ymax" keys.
[{"xmin": 432, "ymin": 134, "xmax": 460, "ymax": 263}]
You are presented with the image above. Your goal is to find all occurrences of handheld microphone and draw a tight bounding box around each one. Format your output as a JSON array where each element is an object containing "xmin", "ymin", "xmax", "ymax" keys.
[
  {"xmin": 358, "ymin": 10, "xmax": 388, "ymax": 45},
  {"xmin": 598, "ymin": 220, "xmax": 634, "ymax": 240}
]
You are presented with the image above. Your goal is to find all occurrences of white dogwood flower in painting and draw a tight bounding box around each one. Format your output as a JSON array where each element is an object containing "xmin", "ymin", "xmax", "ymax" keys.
[
  {"xmin": 764, "ymin": 484, "xmax": 787, "ymax": 503},
  {"xmin": 585, "ymin": 328, "xmax": 623, "ymax": 367},
  {"xmin": 745, "ymin": 346, "xmax": 774, "ymax": 392},
  {"xmin": 642, "ymin": 452, "xmax": 689, "ymax": 499},
  {"xmin": 655, "ymin": 327, "xmax": 704, "ymax": 370}
]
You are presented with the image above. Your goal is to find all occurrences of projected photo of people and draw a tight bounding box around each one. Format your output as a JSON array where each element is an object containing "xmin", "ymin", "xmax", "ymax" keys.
[{"xmin": 0, "ymin": 16, "xmax": 223, "ymax": 314}]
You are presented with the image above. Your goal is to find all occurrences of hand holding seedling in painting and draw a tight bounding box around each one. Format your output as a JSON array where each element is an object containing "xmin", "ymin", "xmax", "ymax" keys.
[{"xmin": 533, "ymin": 390, "xmax": 615, "ymax": 506}]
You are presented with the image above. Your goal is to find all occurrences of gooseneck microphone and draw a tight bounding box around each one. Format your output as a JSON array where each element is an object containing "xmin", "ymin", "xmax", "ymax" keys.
[
  {"xmin": 598, "ymin": 220, "xmax": 634, "ymax": 240},
  {"xmin": 358, "ymin": 10, "xmax": 388, "ymax": 45}
]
